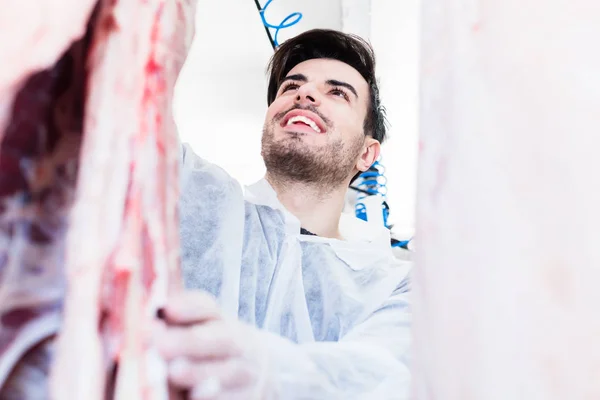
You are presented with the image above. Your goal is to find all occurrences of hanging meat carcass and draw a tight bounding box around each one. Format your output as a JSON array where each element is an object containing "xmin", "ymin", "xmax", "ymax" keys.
[{"xmin": 0, "ymin": 0, "xmax": 197, "ymax": 398}]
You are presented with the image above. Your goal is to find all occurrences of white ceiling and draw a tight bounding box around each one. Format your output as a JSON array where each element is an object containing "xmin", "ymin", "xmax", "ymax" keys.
[{"xmin": 174, "ymin": 0, "xmax": 420, "ymax": 236}]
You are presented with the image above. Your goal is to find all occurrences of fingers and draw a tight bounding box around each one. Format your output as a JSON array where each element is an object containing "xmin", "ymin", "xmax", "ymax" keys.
[
  {"xmin": 167, "ymin": 358, "xmax": 255, "ymax": 393},
  {"xmin": 156, "ymin": 320, "xmax": 244, "ymax": 360},
  {"xmin": 163, "ymin": 290, "xmax": 221, "ymax": 325},
  {"xmin": 155, "ymin": 290, "xmax": 260, "ymax": 399},
  {"xmin": 190, "ymin": 377, "xmax": 222, "ymax": 400}
]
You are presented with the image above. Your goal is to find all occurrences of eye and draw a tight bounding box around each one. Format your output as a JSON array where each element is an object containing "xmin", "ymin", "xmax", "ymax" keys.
[
  {"xmin": 280, "ymin": 82, "xmax": 300, "ymax": 93},
  {"xmin": 330, "ymin": 87, "xmax": 350, "ymax": 101}
]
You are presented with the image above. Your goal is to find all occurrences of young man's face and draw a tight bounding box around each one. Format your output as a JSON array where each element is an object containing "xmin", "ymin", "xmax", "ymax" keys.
[{"xmin": 261, "ymin": 58, "xmax": 376, "ymax": 188}]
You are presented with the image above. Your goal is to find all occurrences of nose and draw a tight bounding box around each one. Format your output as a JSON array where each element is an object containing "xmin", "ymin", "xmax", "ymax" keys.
[{"xmin": 294, "ymin": 83, "xmax": 321, "ymax": 107}]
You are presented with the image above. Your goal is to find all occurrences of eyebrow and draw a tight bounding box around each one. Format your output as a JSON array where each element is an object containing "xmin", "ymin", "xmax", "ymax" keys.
[{"xmin": 280, "ymin": 74, "xmax": 359, "ymax": 99}]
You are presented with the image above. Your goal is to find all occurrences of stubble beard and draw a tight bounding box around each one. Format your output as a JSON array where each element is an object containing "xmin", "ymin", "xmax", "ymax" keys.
[{"xmin": 261, "ymin": 120, "xmax": 364, "ymax": 192}]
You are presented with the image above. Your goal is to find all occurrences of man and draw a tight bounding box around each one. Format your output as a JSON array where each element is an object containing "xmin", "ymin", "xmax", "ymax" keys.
[{"xmin": 155, "ymin": 29, "xmax": 412, "ymax": 399}]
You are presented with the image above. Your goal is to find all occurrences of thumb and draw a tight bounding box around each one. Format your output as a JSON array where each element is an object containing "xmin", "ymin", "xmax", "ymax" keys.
[{"xmin": 162, "ymin": 290, "xmax": 221, "ymax": 325}]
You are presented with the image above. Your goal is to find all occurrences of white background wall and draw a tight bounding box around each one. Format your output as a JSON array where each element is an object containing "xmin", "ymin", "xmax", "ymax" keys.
[{"xmin": 174, "ymin": 0, "xmax": 420, "ymax": 237}]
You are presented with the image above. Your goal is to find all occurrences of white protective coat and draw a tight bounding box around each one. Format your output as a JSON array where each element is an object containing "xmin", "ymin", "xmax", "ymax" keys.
[{"xmin": 179, "ymin": 143, "xmax": 412, "ymax": 399}]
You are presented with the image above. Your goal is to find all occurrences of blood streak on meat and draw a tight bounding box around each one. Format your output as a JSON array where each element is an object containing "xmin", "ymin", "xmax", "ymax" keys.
[{"xmin": 0, "ymin": 0, "xmax": 197, "ymax": 398}]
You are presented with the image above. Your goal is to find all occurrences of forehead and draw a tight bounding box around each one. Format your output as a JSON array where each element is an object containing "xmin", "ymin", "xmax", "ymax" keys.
[{"xmin": 286, "ymin": 58, "xmax": 369, "ymax": 97}]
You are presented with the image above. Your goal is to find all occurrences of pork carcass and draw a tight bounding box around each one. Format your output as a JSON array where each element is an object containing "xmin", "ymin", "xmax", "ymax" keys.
[{"xmin": 0, "ymin": 0, "xmax": 197, "ymax": 398}]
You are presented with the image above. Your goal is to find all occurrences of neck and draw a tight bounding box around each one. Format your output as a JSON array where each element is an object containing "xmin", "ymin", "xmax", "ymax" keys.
[{"xmin": 265, "ymin": 173, "xmax": 349, "ymax": 239}]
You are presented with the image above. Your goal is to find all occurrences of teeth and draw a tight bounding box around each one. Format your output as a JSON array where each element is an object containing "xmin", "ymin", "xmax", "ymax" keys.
[{"xmin": 286, "ymin": 115, "xmax": 321, "ymax": 133}]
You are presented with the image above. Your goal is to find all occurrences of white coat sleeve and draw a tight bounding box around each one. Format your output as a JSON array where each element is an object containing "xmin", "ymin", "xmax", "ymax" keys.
[{"xmin": 263, "ymin": 273, "xmax": 412, "ymax": 400}]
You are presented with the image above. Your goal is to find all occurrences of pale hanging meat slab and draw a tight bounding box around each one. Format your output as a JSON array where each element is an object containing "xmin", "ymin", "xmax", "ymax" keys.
[{"xmin": 0, "ymin": 0, "xmax": 197, "ymax": 398}]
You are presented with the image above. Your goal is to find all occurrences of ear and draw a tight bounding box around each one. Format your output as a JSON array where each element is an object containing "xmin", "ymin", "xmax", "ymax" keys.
[{"xmin": 356, "ymin": 137, "xmax": 381, "ymax": 172}]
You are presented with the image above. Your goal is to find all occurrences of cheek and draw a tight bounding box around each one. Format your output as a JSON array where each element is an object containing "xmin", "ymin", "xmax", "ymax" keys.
[
  {"xmin": 266, "ymin": 97, "xmax": 291, "ymax": 121},
  {"xmin": 351, "ymin": 110, "xmax": 368, "ymax": 138},
  {"xmin": 335, "ymin": 110, "xmax": 363, "ymax": 137}
]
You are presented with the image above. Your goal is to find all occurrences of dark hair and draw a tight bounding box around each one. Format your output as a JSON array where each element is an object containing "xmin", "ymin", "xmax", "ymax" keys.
[{"xmin": 266, "ymin": 29, "xmax": 388, "ymax": 144}]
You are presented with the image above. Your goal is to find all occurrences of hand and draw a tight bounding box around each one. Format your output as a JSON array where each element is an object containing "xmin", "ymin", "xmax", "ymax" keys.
[{"xmin": 154, "ymin": 291, "xmax": 272, "ymax": 400}]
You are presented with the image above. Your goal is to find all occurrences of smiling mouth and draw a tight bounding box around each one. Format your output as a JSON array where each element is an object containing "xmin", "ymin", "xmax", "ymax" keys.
[{"xmin": 285, "ymin": 115, "xmax": 322, "ymax": 133}]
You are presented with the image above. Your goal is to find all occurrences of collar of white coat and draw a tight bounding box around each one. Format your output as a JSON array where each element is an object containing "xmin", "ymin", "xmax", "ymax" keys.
[{"xmin": 243, "ymin": 178, "xmax": 397, "ymax": 268}]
